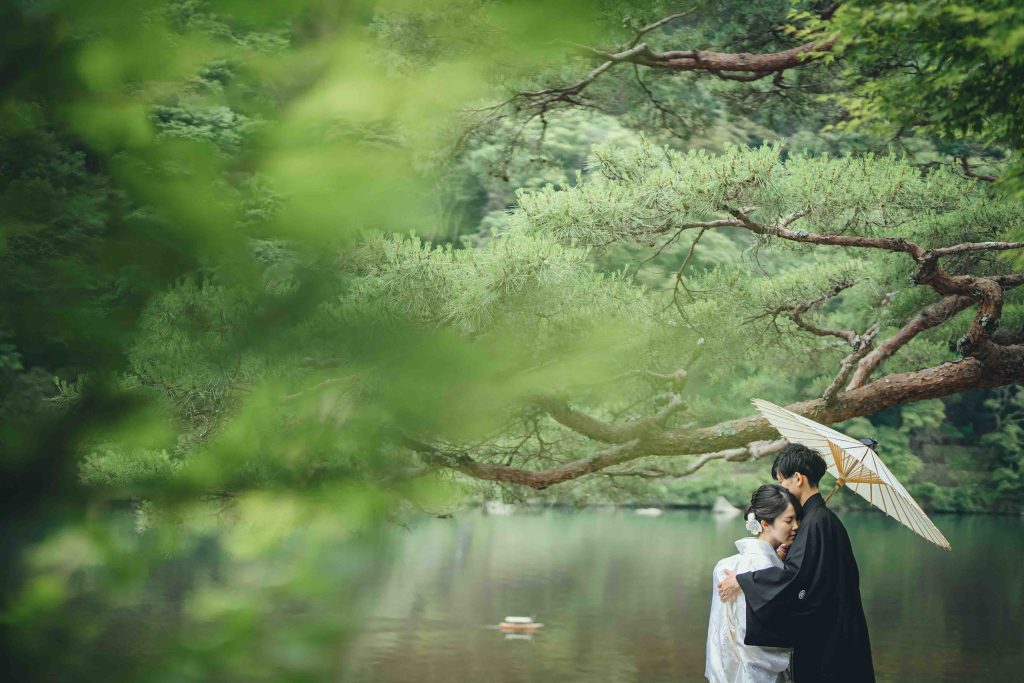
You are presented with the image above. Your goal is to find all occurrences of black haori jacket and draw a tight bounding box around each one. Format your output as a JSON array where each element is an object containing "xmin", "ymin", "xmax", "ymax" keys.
[{"xmin": 736, "ymin": 493, "xmax": 876, "ymax": 683}]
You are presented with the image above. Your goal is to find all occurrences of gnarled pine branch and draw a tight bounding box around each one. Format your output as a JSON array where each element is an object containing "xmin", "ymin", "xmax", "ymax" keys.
[{"xmin": 413, "ymin": 353, "xmax": 1024, "ymax": 489}]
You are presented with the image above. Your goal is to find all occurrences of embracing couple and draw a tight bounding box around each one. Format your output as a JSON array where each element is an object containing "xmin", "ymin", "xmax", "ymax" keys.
[{"xmin": 705, "ymin": 443, "xmax": 875, "ymax": 683}]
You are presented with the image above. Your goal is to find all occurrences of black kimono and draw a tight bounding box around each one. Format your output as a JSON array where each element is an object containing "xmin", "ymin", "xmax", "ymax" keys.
[{"xmin": 736, "ymin": 493, "xmax": 875, "ymax": 683}]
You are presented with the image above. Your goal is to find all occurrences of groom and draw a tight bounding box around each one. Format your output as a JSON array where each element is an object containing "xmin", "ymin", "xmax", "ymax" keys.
[{"xmin": 718, "ymin": 443, "xmax": 875, "ymax": 682}]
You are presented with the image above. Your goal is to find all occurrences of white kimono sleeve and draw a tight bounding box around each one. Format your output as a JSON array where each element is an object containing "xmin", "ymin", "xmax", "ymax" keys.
[{"xmin": 706, "ymin": 559, "xmax": 791, "ymax": 683}]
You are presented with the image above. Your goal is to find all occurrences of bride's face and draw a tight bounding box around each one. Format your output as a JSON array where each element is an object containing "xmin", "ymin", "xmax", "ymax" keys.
[{"xmin": 761, "ymin": 502, "xmax": 799, "ymax": 548}]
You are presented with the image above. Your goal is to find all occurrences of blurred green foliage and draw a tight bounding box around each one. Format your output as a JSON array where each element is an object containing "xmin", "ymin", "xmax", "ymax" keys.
[{"xmin": 0, "ymin": 0, "xmax": 607, "ymax": 678}]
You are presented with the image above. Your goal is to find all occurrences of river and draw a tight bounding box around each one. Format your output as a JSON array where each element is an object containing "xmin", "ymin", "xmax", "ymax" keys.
[{"xmin": 340, "ymin": 508, "xmax": 1023, "ymax": 683}]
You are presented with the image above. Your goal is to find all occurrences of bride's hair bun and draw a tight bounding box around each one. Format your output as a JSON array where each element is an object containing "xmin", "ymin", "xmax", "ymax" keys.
[{"xmin": 743, "ymin": 484, "xmax": 802, "ymax": 535}]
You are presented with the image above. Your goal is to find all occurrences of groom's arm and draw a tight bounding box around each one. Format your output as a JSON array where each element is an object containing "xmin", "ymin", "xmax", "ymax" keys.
[
  {"xmin": 740, "ymin": 523, "xmax": 812, "ymax": 613},
  {"xmin": 715, "ymin": 528, "xmax": 815, "ymax": 648},
  {"xmin": 717, "ymin": 533, "xmax": 801, "ymax": 604},
  {"xmin": 721, "ymin": 518, "xmax": 822, "ymax": 617}
]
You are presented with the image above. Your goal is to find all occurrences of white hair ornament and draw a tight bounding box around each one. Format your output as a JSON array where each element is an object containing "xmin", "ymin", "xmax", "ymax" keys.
[{"xmin": 745, "ymin": 512, "xmax": 762, "ymax": 536}]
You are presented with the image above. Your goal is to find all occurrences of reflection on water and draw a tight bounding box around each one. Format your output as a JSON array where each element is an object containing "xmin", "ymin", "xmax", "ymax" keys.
[{"xmin": 342, "ymin": 509, "xmax": 1024, "ymax": 683}]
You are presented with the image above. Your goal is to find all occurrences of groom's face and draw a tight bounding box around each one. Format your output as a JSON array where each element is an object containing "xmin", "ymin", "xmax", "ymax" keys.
[{"xmin": 775, "ymin": 471, "xmax": 801, "ymax": 498}]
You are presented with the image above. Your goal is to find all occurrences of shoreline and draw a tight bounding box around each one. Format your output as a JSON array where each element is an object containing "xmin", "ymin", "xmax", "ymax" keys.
[{"xmin": 477, "ymin": 501, "xmax": 1024, "ymax": 518}]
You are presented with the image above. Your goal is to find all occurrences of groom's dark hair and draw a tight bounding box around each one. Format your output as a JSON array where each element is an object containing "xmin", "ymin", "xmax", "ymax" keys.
[{"xmin": 771, "ymin": 443, "xmax": 827, "ymax": 487}]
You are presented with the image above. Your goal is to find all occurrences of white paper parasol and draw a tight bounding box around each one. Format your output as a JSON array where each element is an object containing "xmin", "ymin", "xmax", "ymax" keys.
[{"xmin": 752, "ymin": 398, "xmax": 951, "ymax": 550}]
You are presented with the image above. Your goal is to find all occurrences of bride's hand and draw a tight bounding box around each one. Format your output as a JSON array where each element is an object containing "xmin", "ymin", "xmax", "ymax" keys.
[
  {"xmin": 777, "ymin": 543, "xmax": 790, "ymax": 560},
  {"xmin": 717, "ymin": 569, "xmax": 741, "ymax": 602}
]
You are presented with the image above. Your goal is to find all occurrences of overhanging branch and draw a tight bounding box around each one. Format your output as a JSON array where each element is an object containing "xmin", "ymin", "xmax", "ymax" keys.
[
  {"xmin": 414, "ymin": 353, "xmax": 1024, "ymax": 489},
  {"xmin": 846, "ymin": 295, "xmax": 974, "ymax": 390},
  {"xmin": 502, "ymin": 9, "xmax": 837, "ymax": 121},
  {"xmin": 724, "ymin": 206, "xmax": 1022, "ymax": 363},
  {"xmin": 533, "ymin": 392, "xmax": 685, "ymax": 444},
  {"xmin": 823, "ymin": 324, "xmax": 878, "ymax": 403}
]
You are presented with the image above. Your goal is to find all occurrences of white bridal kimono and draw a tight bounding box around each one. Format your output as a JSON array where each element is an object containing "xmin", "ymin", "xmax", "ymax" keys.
[{"xmin": 705, "ymin": 538, "xmax": 792, "ymax": 683}]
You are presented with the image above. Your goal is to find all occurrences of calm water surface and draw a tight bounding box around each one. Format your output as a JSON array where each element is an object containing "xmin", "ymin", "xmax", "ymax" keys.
[{"xmin": 341, "ymin": 509, "xmax": 1023, "ymax": 683}]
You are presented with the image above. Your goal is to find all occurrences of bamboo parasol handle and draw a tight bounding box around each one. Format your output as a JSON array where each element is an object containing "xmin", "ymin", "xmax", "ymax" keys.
[{"xmin": 824, "ymin": 478, "xmax": 846, "ymax": 503}]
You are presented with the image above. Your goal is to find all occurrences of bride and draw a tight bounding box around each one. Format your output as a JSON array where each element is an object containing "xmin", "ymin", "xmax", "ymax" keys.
[{"xmin": 705, "ymin": 484, "xmax": 801, "ymax": 683}]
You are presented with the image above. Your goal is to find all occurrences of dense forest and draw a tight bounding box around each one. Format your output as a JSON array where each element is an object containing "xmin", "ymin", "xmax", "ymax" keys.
[{"xmin": 2, "ymin": 1, "xmax": 1023, "ymax": 678}]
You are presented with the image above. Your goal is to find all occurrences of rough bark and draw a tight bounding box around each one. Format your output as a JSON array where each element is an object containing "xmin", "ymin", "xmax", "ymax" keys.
[
  {"xmin": 536, "ymin": 394, "xmax": 684, "ymax": 444},
  {"xmin": 846, "ymin": 296, "xmax": 974, "ymax": 390},
  {"xmin": 512, "ymin": 20, "xmax": 837, "ymax": 116},
  {"xmin": 632, "ymin": 38, "xmax": 837, "ymax": 77}
]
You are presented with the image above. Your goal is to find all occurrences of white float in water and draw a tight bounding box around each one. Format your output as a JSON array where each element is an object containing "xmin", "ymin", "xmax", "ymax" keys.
[{"xmin": 499, "ymin": 616, "xmax": 543, "ymax": 632}]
